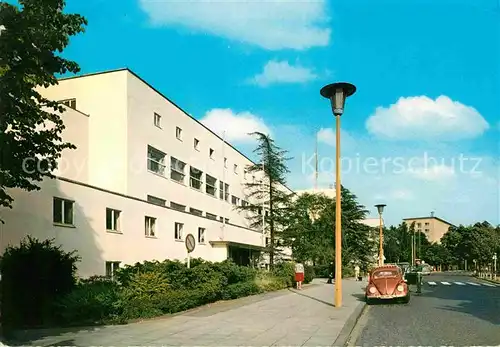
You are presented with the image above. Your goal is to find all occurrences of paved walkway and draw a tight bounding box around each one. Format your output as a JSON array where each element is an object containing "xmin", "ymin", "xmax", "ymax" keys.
[{"xmin": 7, "ymin": 278, "xmax": 366, "ymax": 346}]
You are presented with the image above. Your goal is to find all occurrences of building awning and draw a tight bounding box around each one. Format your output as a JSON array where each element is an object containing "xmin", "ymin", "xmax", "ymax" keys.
[{"xmin": 209, "ymin": 240, "xmax": 266, "ymax": 251}]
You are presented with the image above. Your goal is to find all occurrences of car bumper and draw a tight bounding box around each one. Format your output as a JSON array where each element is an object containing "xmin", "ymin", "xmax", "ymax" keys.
[{"xmin": 366, "ymin": 293, "xmax": 407, "ymax": 299}]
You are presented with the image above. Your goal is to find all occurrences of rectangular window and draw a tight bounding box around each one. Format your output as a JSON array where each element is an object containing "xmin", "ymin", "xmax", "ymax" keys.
[
  {"xmin": 106, "ymin": 208, "xmax": 121, "ymax": 231},
  {"xmin": 234, "ymin": 164, "xmax": 238, "ymax": 173},
  {"xmin": 189, "ymin": 166, "xmax": 203, "ymax": 190},
  {"xmin": 198, "ymin": 227, "xmax": 206, "ymax": 243},
  {"xmin": 231, "ymin": 195, "xmax": 240, "ymax": 205},
  {"xmin": 105, "ymin": 261, "xmax": 120, "ymax": 279},
  {"xmin": 60, "ymin": 98, "xmax": 76, "ymax": 109},
  {"xmin": 209, "ymin": 148, "xmax": 214, "ymax": 159},
  {"xmin": 170, "ymin": 202, "xmax": 186, "ymax": 212},
  {"xmin": 154, "ymin": 112, "xmax": 161, "ymax": 128},
  {"xmin": 147, "ymin": 195, "xmax": 166, "ymax": 206},
  {"xmin": 176, "ymin": 126, "xmax": 182, "ymax": 140},
  {"xmin": 53, "ymin": 197, "xmax": 74, "ymax": 225},
  {"xmin": 145, "ymin": 216, "xmax": 156, "ymax": 237},
  {"xmin": 147, "ymin": 145, "xmax": 166, "ymax": 176},
  {"xmin": 175, "ymin": 222, "xmax": 183, "ymax": 240},
  {"xmin": 224, "ymin": 157, "xmax": 227, "ymax": 168},
  {"xmin": 170, "ymin": 157, "xmax": 186, "ymax": 183},
  {"xmin": 206, "ymin": 213, "xmax": 217, "ymax": 220},
  {"xmin": 219, "ymin": 217, "xmax": 229, "ymax": 224},
  {"xmin": 189, "ymin": 208, "xmax": 203, "ymax": 216},
  {"xmin": 425, "ymin": 222, "xmax": 429, "ymax": 226},
  {"xmin": 206, "ymin": 175, "xmax": 217, "ymax": 196},
  {"xmin": 194, "ymin": 138, "xmax": 200, "ymax": 150},
  {"xmin": 241, "ymin": 200, "xmax": 249, "ymax": 207},
  {"xmin": 219, "ymin": 182, "xmax": 229, "ymax": 201}
]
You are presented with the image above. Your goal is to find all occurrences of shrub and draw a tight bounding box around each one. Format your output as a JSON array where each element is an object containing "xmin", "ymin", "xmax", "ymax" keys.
[
  {"xmin": 54, "ymin": 276, "xmax": 125, "ymax": 326},
  {"xmin": 304, "ymin": 265, "xmax": 315, "ymax": 284},
  {"xmin": 121, "ymin": 271, "xmax": 170, "ymax": 300},
  {"xmin": 313, "ymin": 264, "xmax": 332, "ymax": 278},
  {"xmin": 272, "ymin": 262, "xmax": 295, "ymax": 287},
  {"xmin": 221, "ymin": 281, "xmax": 262, "ymax": 300},
  {"xmin": 0, "ymin": 236, "xmax": 79, "ymax": 328},
  {"xmin": 255, "ymin": 271, "xmax": 288, "ymax": 291}
]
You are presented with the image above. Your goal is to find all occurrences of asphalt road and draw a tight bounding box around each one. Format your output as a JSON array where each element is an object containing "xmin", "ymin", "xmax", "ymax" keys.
[{"xmin": 352, "ymin": 273, "xmax": 500, "ymax": 346}]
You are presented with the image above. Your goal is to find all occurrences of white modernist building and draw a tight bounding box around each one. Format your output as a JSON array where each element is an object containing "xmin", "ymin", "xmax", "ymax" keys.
[{"xmin": 0, "ymin": 68, "xmax": 292, "ymax": 278}]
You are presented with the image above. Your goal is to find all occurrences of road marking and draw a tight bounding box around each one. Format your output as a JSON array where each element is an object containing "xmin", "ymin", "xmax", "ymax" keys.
[
  {"xmin": 427, "ymin": 281, "xmax": 437, "ymax": 285},
  {"xmin": 454, "ymin": 282, "xmax": 466, "ymax": 285},
  {"xmin": 466, "ymin": 282, "xmax": 481, "ymax": 286},
  {"xmin": 480, "ymin": 283, "xmax": 495, "ymax": 287},
  {"xmin": 440, "ymin": 281, "xmax": 451, "ymax": 285}
]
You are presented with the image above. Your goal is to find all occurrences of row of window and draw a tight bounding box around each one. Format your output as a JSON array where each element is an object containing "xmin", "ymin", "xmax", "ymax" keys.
[
  {"xmin": 53, "ymin": 197, "xmax": 206, "ymax": 243},
  {"xmin": 148, "ymin": 145, "xmax": 259, "ymax": 207},
  {"xmin": 152, "ymin": 112, "xmax": 251, "ymax": 178}
]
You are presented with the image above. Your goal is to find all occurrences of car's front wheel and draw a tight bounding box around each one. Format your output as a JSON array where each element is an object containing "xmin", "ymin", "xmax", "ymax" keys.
[
  {"xmin": 401, "ymin": 293, "xmax": 410, "ymax": 304},
  {"xmin": 365, "ymin": 296, "xmax": 374, "ymax": 305}
]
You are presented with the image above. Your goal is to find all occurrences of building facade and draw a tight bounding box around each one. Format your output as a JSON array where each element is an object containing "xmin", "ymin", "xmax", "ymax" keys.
[
  {"xmin": 403, "ymin": 214, "xmax": 453, "ymax": 243},
  {"xmin": 0, "ymin": 68, "xmax": 291, "ymax": 277}
]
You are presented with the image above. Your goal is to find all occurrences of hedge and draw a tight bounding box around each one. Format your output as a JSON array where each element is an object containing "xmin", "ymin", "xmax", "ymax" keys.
[{"xmin": 0, "ymin": 237, "xmax": 313, "ymax": 329}]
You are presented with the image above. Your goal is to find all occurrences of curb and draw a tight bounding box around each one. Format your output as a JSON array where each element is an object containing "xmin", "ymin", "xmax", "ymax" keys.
[{"xmin": 332, "ymin": 301, "xmax": 367, "ymax": 347}]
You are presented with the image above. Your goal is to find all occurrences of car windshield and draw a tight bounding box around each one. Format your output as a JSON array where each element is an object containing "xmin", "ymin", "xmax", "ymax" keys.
[{"xmin": 373, "ymin": 270, "xmax": 398, "ymax": 278}]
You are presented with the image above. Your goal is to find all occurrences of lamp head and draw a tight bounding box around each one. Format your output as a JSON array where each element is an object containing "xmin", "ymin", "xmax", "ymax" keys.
[
  {"xmin": 375, "ymin": 204, "xmax": 386, "ymax": 215},
  {"xmin": 320, "ymin": 82, "xmax": 356, "ymax": 116}
]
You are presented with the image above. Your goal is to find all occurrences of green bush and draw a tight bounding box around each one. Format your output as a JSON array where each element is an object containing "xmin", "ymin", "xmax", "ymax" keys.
[
  {"xmin": 0, "ymin": 236, "xmax": 79, "ymax": 329},
  {"xmin": 304, "ymin": 265, "xmax": 315, "ymax": 284},
  {"xmin": 255, "ymin": 271, "xmax": 288, "ymax": 291},
  {"xmin": 272, "ymin": 262, "xmax": 295, "ymax": 287},
  {"xmin": 313, "ymin": 264, "xmax": 332, "ymax": 278},
  {"xmin": 121, "ymin": 271, "xmax": 170, "ymax": 300},
  {"xmin": 221, "ymin": 281, "xmax": 262, "ymax": 300},
  {"xmin": 53, "ymin": 276, "xmax": 125, "ymax": 326}
]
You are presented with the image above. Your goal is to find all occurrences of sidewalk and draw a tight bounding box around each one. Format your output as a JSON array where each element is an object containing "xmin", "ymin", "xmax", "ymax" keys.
[{"xmin": 6, "ymin": 278, "xmax": 366, "ymax": 346}]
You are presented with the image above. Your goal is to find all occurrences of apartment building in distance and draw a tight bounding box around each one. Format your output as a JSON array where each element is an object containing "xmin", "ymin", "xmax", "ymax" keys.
[
  {"xmin": 403, "ymin": 212, "xmax": 454, "ymax": 243},
  {"xmin": 0, "ymin": 68, "xmax": 293, "ymax": 278}
]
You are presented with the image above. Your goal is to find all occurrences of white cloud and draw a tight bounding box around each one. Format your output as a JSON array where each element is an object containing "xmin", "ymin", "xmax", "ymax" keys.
[
  {"xmin": 366, "ymin": 95, "xmax": 489, "ymax": 140},
  {"xmin": 409, "ymin": 164, "xmax": 456, "ymax": 181},
  {"xmin": 200, "ymin": 108, "xmax": 271, "ymax": 143},
  {"xmin": 249, "ymin": 60, "xmax": 317, "ymax": 87},
  {"xmin": 390, "ymin": 189, "xmax": 414, "ymax": 200},
  {"xmin": 138, "ymin": 0, "xmax": 330, "ymax": 50}
]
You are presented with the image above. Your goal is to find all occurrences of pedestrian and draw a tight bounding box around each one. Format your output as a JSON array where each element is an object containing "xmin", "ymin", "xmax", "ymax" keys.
[
  {"xmin": 295, "ymin": 262, "xmax": 305, "ymax": 289},
  {"xmin": 354, "ymin": 264, "xmax": 360, "ymax": 281}
]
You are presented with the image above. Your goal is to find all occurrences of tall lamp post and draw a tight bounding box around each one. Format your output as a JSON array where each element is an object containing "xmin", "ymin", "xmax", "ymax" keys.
[
  {"xmin": 375, "ymin": 204, "xmax": 386, "ymax": 266},
  {"xmin": 493, "ymin": 253, "xmax": 497, "ymax": 280},
  {"xmin": 320, "ymin": 82, "xmax": 356, "ymax": 308}
]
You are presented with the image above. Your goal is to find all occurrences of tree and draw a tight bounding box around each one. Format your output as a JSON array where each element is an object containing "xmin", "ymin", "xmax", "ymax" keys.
[
  {"xmin": 236, "ymin": 132, "xmax": 292, "ymax": 269},
  {"xmin": 0, "ymin": 0, "xmax": 87, "ymax": 208},
  {"xmin": 281, "ymin": 186, "xmax": 376, "ymax": 271}
]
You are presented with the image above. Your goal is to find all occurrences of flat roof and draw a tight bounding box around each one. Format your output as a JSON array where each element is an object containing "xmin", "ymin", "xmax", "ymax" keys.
[
  {"xmin": 403, "ymin": 216, "xmax": 454, "ymax": 226},
  {"xmin": 57, "ymin": 67, "xmax": 295, "ymax": 194}
]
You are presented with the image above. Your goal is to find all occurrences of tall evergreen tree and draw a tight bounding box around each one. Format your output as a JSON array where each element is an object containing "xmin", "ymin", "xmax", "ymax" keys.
[{"xmin": 236, "ymin": 132, "xmax": 292, "ymax": 269}]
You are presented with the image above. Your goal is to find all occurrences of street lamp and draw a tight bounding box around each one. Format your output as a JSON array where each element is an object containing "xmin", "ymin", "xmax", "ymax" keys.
[
  {"xmin": 320, "ymin": 82, "xmax": 356, "ymax": 308},
  {"xmin": 493, "ymin": 253, "xmax": 497, "ymax": 280},
  {"xmin": 375, "ymin": 204, "xmax": 386, "ymax": 266}
]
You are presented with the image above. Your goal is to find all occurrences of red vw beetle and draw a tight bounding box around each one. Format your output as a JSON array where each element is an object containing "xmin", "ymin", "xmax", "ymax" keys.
[{"xmin": 365, "ymin": 265, "xmax": 410, "ymax": 304}]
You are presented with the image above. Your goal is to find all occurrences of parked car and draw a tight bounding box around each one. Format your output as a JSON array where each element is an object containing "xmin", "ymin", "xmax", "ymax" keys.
[
  {"xmin": 421, "ymin": 264, "xmax": 432, "ymax": 275},
  {"xmin": 365, "ymin": 265, "xmax": 410, "ymax": 304}
]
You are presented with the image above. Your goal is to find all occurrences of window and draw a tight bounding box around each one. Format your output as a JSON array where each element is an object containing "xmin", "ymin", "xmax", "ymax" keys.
[
  {"xmin": 105, "ymin": 261, "xmax": 120, "ymax": 279},
  {"xmin": 198, "ymin": 227, "xmax": 206, "ymax": 243},
  {"xmin": 190, "ymin": 208, "xmax": 203, "ymax": 216},
  {"xmin": 170, "ymin": 202, "xmax": 186, "ymax": 212},
  {"xmin": 176, "ymin": 126, "xmax": 182, "ymax": 140},
  {"xmin": 219, "ymin": 182, "xmax": 229, "ymax": 201},
  {"xmin": 60, "ymin": 98, "xmax": 76, "ymax": 109},
  {"xmin": 266, "ymin": 237, "xmax": 270, "ymax": 246},
  {"xmin": 219, "ymin": 217, "xmax": 229, "ymax": 223},
  {"xmin": 147, "ymin": 195, "xmax": 166, "ymax": 206},
  {"xmin": 154, "ymin": 112, "xmax": 161, "ymax": 128},
  {"xmin": 53, "ymin": 197, "xmax": 74, "ymax": 225},
  {"xmin": 175, "ymin": 222, "xmax": 183, "ymax": 240},
  {"xmin": 234, "ymin": 164, "xmax": 238, "ymax": 173},
  {"xmin": 147, "ymin": 145, "xmax": 166, "ymax": 176},
  {"xmin": 170, "ymin": 157, "xmax": 186, "ymax": 183},
  {"xmin": 190, "ymin": 166, "xmax": 203, "ymax": 190},
  {"xmin": 258, "ymin": 207, "xmax": 262, "ymax": 215},
  {"xmin": 106, "ymin": 208, "xmax": 121, "ymax": 231},
  {"xmin": 417, "ymin": 222, "xmax": 421, "ymax": 227},
  {"xmin": 145, "ymin": 216, "xmax": 156, "ymax": 237},
  {"xmin": 244, "ymin": 169, "xmax": 248, "ymax": 179},
  {"xmin": 425, "ymin": 228, "xmax": 430, "ymax": 232},
  {"xmin": 241, "ymin": 200, "xmax": 249, "ymax": 207},
  {"xmin": 224, "ymin": 157, "xmax": 227, "ymax": 168},
  {"xmin": 425, "ymin": 222, "xmax": 429, "ymax": 226},
  {"xmin": 206, "ymin": 213, "xmax": 217, "ymax": 220},
  {"xmin": 231, "ymin": 195, "xmax": 240, "ymax": 205},
  {"xmin": 194, "ymin": 138, "xmax": 200, "ymax": 150},
  {"xmin": 206, "ymin": 175, "xmax": 217, "ymax": 196},
  {"xmin": 265, "ymin": 210, "xmax": 269, "ymax": 217},
  {"xmin": 209, "ymin": 148, "xmax": 214, "ymax": 159}
]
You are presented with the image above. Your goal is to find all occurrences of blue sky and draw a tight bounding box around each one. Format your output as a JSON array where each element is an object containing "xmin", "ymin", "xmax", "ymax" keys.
[{"xmin": 44, "ymin": 0, "xmax": 500, "ymax": 225}]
